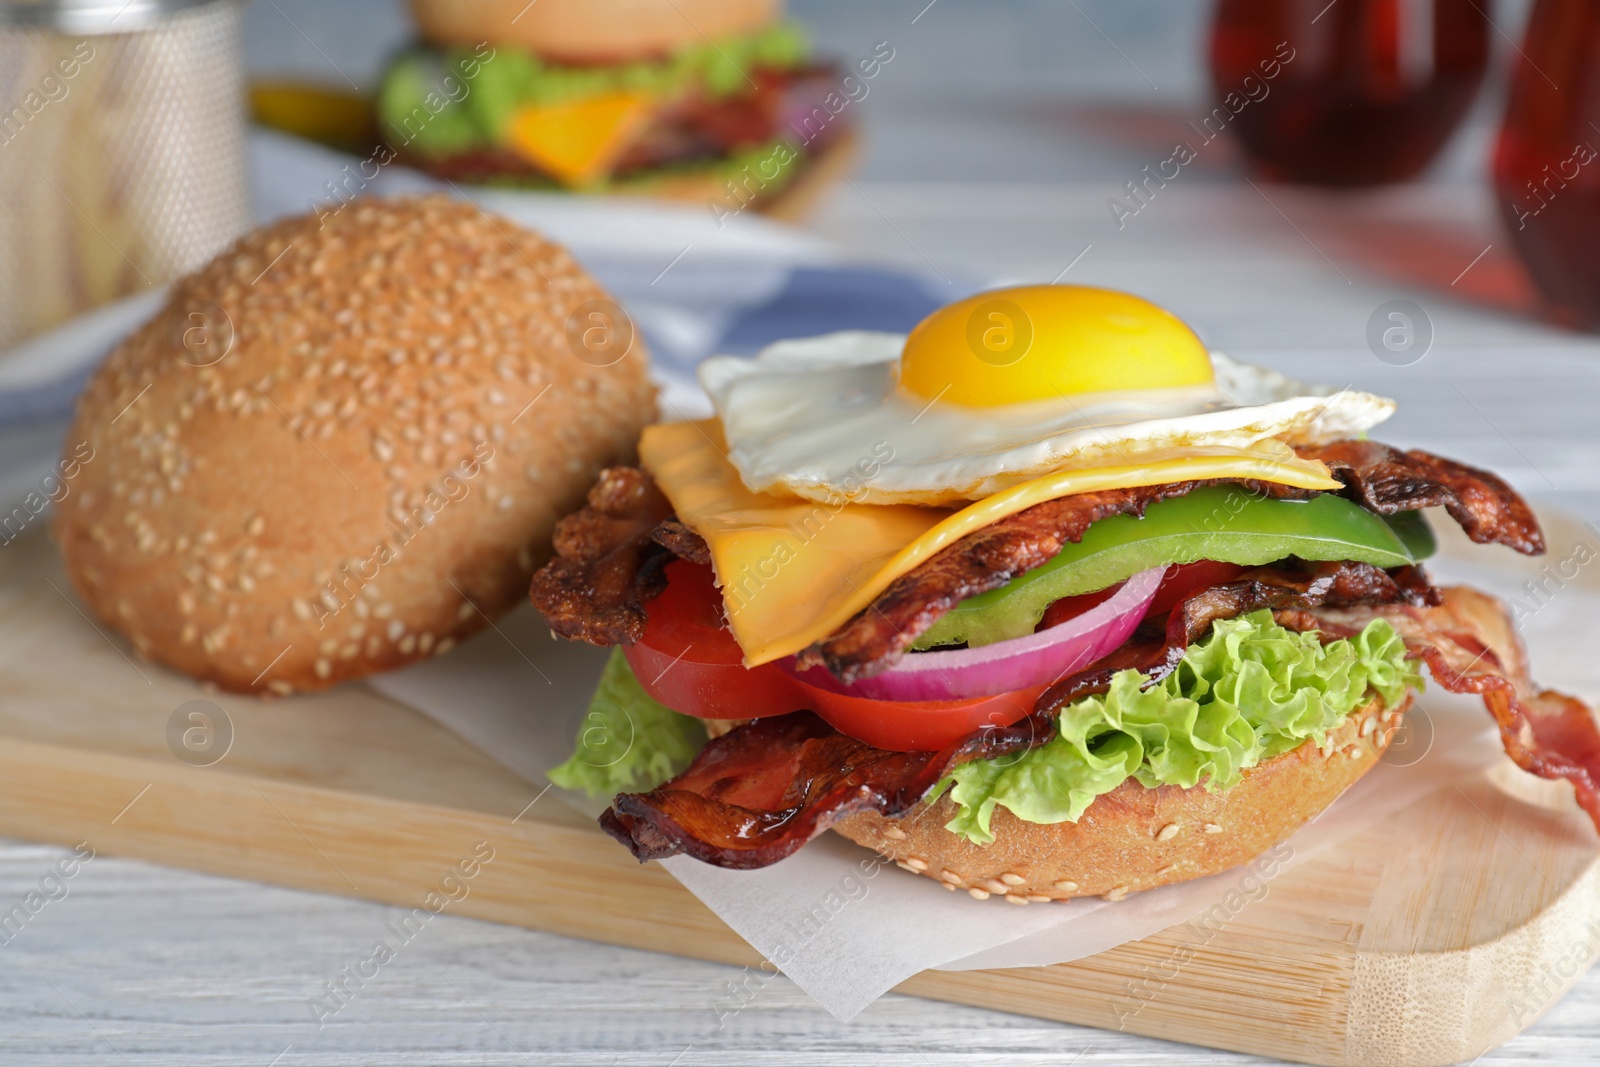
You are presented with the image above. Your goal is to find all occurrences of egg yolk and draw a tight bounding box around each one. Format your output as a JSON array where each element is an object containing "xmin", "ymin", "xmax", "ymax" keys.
[{"xmin": 897, "ymin": 285, "xmax": 1215, "ymax": 407}]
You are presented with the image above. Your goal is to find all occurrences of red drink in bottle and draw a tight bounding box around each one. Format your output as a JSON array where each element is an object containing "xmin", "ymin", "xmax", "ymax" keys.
[
  {"xmin": 1210, "ymin": 0, "xmax": 1489, "ymax": 185},
  {"xmin": 1494, "ymin": 0, "xmax": 1600, "ymax": 328}
]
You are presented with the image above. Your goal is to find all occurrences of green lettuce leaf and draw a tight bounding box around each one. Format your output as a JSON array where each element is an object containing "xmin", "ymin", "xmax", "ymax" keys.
[
  {"xmin": 937, "ymin": 611, "xmax": 1422, "ymax": 844},
  {"xmin": 547, "ymin": 649, "xmax": 707, "ymax": 798}
]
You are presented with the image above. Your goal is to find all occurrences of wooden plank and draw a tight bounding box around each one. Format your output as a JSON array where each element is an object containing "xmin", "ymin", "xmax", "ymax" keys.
[{"xmin": 0, "ymin": 524, "xmax": 1596, "ymax": 1067}]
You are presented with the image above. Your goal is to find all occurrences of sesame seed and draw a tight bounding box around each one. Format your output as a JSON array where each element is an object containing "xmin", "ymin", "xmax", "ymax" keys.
[
  {"xmin": 983, "ymin": 878, "xmax": 1008, "ymax": 895},
  {"xmin": 246, "ymin": 514, "xmax": 265, "ymax": 537},
  {"xmin": 1203, "ymin": 823, "xmax": 1224, "ymax": 834},
  {"xmin": 941, "ymin": 882, "xmax": 956, "ymax": 891},
  {"xmin": 939, "ymin": 869, "xmax": 963, "ymax": 885},
  {"xmin": 999, "ymin": 872, "xmax": 1025, "ymax": 886},
  {"xmin": 1156, "ymin": 823, "xmax": 1181, "ymax": 842},
  {"xmin": 967, "ymin": 888, "xmax": 990, "ymax": 900},
  {"xmin": 1026, "ymin": 895, "xmax": 1051, "ymax": 903},
  {"xmin": 267, "ymin": 680, "xmax": 292, "ymax": 696},
  {"xmin": 314, "ymin": 658, "xmax": 331, "ymax": 679},
  {"xmin": 435, "ymin": 637, "xmax": 455, "ymax": 655},
  {"xmin": 1052, "ymin": 880, "xmax": 1079, "ymax": 893},
  {"xmin": 1360, "ymin": 716, "xmax": 1377, "ymax": 737},
  {"xmin": 457, "ymin": 602, "xmax": 475, "ymax": 620},
  {"xmin": 895, "ymin": 860, "xmax": 915, "ymax": 873},
  {"xmin": 905, "ymin": 857, "xmax": 928, "ymax": 872},
  {"xmin": 1104, "ymin": 885, "xmax": 1131, "ymax": 902},
  {"xmin": 1004, "ymin": 895, "xmax": 1029, "ymax": 906},
  {"xmin": 883, "ymin": 826, "xmax": 907, "ymax": 841}
]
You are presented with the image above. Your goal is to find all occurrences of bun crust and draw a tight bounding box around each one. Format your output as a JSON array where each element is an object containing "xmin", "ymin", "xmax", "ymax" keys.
[
  {"xmin": 55, "ymin": 196, "xmax": 656, "ymax": 695},
  {"xmin": 834, "ymin": 692, "xmax": 1412, "ymax": 903},
  {"xmin": 409, "ymin": 0, "xmax": 781, "ymax": 63}
]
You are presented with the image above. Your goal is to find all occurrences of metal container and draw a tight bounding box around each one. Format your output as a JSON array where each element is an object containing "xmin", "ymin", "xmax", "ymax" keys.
[{"xmin": 0, "ymin": 0, "xmax": 249, "ymax": 347}]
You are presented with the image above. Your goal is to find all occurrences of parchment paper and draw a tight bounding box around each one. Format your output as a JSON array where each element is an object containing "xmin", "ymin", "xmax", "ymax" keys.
[{"xmin": 366, "ymin": 541, "xmax": 1584, "ymax": 1020}]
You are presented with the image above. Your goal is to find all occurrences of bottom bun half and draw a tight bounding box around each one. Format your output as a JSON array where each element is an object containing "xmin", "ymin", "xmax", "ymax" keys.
[{"xmin": 833, "ymin": 690, "xmax": 1414, "ymax": 904}]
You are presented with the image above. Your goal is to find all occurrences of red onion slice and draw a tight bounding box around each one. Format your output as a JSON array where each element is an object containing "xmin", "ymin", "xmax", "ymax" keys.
[{"xmin": 786, "ymin": 566, "xmax": 1167, "ymax": 703}]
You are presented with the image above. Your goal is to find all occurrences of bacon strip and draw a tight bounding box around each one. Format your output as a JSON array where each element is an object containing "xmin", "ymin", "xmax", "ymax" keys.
[
  {"xmin": 1308, "ymin": 588, "xmax": 1600, "ymax": 831},
  {"xmin": 601, "ymin": 707, "xmax": 1054, "ymax": 868},
  {"xmin": 1299, "ymin": 440, "xmax": 1545, "ymax": 555},
  {"xmin": 800, "ymin": 480, "xmax": 1223, "ymax": 683},
  {"xmin": 530, "ymin": 468, "xmax": 674, "ymax": 646},
  {"xmin": 650, "ymin": 518, "xmax": 712, "ymax": 566}
]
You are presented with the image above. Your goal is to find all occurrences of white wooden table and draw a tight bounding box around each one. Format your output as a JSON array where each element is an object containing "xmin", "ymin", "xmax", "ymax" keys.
[
  {"xmin": 8, "ymin": 831, "xmax": 1599, "ymax": 1066},
  {"xmin": 14, "ymin": 0, "xmax": 1600, "ymax": 1063}
]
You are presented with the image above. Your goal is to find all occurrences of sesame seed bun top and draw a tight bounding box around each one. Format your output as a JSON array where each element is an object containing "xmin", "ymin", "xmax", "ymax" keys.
[
  {"xmin": 408, "ymin": 0, "xmax": 782, "ymax": 63},
  {"xmin": 54, "ymin": 194, "xmax": 657, "ymax": 695}
]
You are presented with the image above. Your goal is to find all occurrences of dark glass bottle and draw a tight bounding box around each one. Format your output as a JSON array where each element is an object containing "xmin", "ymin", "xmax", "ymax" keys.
[
  {"xmin": 1493, "ymin": 0, "xmax": 1600, "ymax": 329},
  {"xmin": 1210, "ymin": 0, "xmax": 1489, "ymax": 185}
]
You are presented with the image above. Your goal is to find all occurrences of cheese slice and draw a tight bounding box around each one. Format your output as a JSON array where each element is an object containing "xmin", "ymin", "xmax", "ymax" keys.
[
  {"xmin": 638, "ymin": 420, "xmax": 1344, "ymax": 667},
  {"xmin": 505, "ymin": 92, "xmax": 655, "ymax": 187}
]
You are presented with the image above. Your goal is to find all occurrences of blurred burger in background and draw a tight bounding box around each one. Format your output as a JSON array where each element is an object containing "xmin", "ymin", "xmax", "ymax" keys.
[{"xmin": 376, "ymin": 0, "xmax": 861, "ymax": 217}]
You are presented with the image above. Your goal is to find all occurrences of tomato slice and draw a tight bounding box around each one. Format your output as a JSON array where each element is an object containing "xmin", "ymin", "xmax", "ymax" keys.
[
  {"xmin": 637, "ymin": 560, "xmax": 744, "ymax": 666},
  {"xmin": 626, "ymin": 561, "xmax": 798, "ymax": 720},
  {"xmin": 788, "ymin": 669, "xmax": 1048, "ymax": 751},
  {"xmin": 1035, "ymin": 581, "xmax": 1124, "ymax": 632},
  {"xmin": 1146, "ymin": 560, "xmax": 1249, "ymax": 616},
  {"xmin": 626, "ymin": 560, "xmax": 1046, "ymax": 751}
]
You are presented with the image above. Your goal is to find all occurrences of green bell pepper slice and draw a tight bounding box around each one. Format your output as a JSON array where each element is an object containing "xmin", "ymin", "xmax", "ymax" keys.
[{"xmin": 914, "ymin": 486, "xmax": 1436, "ymax": 649}]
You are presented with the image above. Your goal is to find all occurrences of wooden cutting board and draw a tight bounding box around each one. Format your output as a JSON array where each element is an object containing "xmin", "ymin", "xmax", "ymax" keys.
[{"xmin": 1, "ymin": 520, "xmax": 1597, "ymax": 1067}]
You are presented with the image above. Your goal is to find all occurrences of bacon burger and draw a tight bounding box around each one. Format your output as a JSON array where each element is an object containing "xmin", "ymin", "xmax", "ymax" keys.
[
  {"xmin": 378, "ymin": 0, "xmax": 860, "ymax": 214},
  {"xmin": 532, "ymin": 285, "xmax": 1600, "ymax": 903}
]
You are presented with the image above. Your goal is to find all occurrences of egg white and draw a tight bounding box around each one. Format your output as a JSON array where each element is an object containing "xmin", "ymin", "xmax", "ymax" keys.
[{"xmin": 697, "ymin": 332, "xmax": 1396, "ymax": 506}]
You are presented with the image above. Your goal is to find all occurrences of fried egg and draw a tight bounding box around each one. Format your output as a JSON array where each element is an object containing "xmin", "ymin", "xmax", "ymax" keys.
[{"xmin": 698, "ymin": 285, "xmax": 1396, "ymax": 506}]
